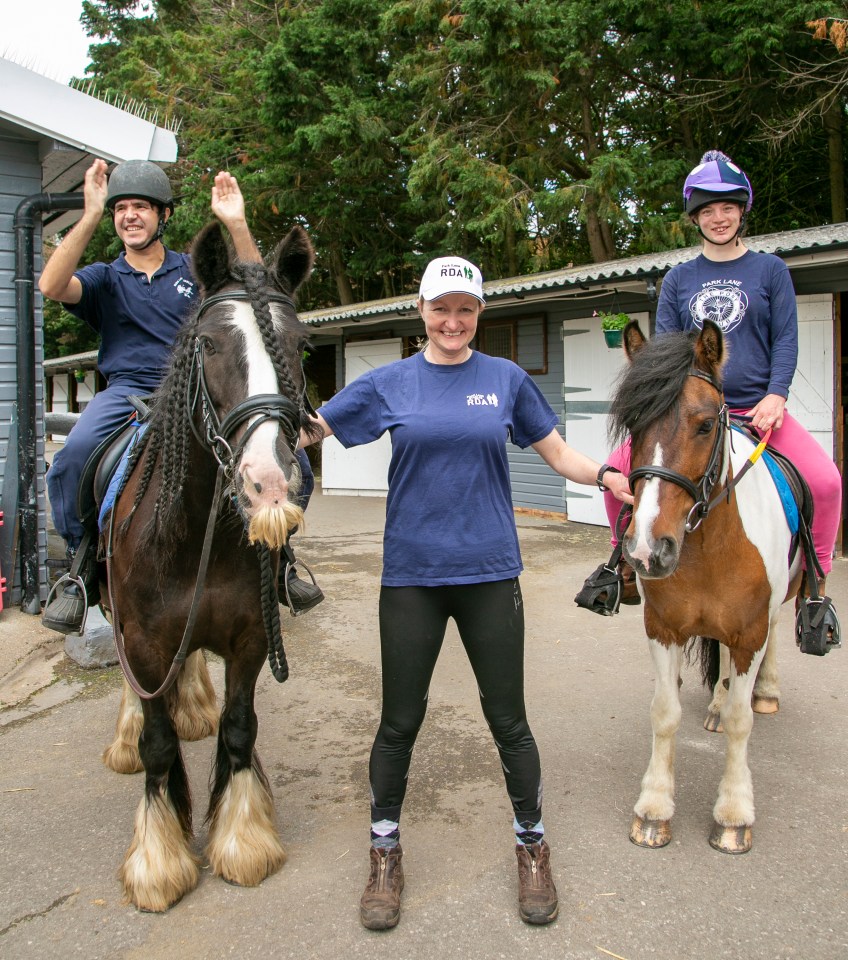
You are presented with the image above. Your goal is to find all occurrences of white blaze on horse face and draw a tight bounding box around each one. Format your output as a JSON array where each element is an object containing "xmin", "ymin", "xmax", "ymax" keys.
[
  {"xmin": 629, "ymin": 441, "xmax": 663, "ymax": 566},
  {"xmin": 228, "ymin": 302, "xmax": 291, "ymax": 508}
]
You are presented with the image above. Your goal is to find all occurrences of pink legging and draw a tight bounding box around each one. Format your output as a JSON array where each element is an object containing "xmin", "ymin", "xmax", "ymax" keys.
[{"xmin": 603, "ymin": 410, "xmax": 842, "ymax": 575}]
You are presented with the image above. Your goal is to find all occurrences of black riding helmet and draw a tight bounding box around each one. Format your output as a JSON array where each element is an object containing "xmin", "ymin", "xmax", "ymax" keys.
[
  {"xmin": 106, "ymin": 159, "xmax": 174, "ymax": 213},
  {"xmin": 106, "ymin": 160, "xmax": 174, "ymax": 249}
]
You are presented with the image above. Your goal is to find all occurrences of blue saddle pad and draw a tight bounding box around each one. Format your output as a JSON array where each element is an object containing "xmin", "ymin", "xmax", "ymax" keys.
[
  {"xmin": 98, "ymin": 422, "xmax": 149, "ymax": 530},
  {"xmin": 731, "ymin": 425, "xmax": 799, "ymax": 535},
  {"xmin": 760, "ymin": 449, "xmax": 799, "ymax": 535}
]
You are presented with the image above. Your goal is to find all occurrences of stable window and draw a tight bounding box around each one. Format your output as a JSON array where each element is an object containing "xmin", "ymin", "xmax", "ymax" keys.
[{"xmin": 477, "ymin": 314, "xmax": 547, "ymax": 375}]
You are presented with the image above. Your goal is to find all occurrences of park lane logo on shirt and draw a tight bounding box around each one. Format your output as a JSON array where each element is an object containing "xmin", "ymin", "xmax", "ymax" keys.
[
  {"xmin": 174, "ymin": 276, "xmax": 196, "ymax": 299},
  {"xmin": 688, "ymin": 280, "xmax": 748, "ymax": 334},
  {"xmin": 467, "ymin": 393, "xmax": 499, "ymax": 406}
]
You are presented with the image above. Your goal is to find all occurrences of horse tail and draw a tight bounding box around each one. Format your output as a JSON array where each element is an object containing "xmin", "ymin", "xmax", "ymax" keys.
[{"xmin": 685, "ymin": 636, "xmax": 721, "ymax": 689}]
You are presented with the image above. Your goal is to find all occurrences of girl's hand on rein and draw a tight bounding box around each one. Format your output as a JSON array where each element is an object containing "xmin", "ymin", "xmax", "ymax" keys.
[{"xmin": 747, "ymin": 394, "xmax": 786, "ymax": 432}]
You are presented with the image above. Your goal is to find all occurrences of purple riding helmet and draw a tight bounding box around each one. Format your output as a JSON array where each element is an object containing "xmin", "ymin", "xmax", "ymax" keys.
[{"xmin": 683, "ymin": 150, "xmax": 753, "ymax": 215}]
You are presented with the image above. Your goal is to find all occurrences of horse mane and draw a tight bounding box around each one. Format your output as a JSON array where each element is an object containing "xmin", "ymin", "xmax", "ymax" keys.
[
  {"xmin": 115, "ymin": 258, "xmax": 316, "ymax": 561},
  {"xmin": 608, "ymin": 330, "xmax": 703, "ymax": 448}
]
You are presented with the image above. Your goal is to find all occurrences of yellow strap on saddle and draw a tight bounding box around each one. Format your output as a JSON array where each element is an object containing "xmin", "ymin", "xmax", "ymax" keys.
[{"xmin": 747, "ymin": 427, "xmax": 773, "ymax": 465}]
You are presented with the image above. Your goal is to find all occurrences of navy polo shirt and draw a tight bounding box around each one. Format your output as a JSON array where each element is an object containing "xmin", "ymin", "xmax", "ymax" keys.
[{"xmin": 66, "ymin": 249, "xmax": 198, "ymax": 385}]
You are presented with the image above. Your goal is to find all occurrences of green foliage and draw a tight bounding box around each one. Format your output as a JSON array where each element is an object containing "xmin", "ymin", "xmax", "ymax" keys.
[
  {"xmin": 42, "ymin": 298, "xmax": 99, "ymax": 359},
  {"xmin": 49, "ymin": 0, "xmax": 846, "ymax": 323},
  {"xmin": 597, "ymin": 311, "xmax": 630, "ymax": 331}
]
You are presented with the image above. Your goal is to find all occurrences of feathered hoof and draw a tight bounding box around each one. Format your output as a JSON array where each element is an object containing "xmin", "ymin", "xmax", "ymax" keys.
[
  {"xmin": 120, "ymin": 792, "xmax": 199, "ymax": 912},
  {"xmin": 206, "ymin": 769, "xmax": 286, "ymax": 887},
  {"xmin": 703, "ymin": 711, "xmax": 723, "ymax": 733},
  {"xmin": 630, "ymin": 815, "xmax": 672, "ymax": 848},
  {"xmin": 103, "ymin": 681, "xmax": 144, "ymax": 773},
  {"xmin": 709, "ymin": 822, "xmax": 752, "ymax": 854},
  {"xmin": 102, "ymin": 739, "xmax": 144, "ymax": 775},
  {"xmin": 751, "ymin": 695, "xmax": 779, "ymax": 715},
  {"xmin": 172, "ymin": 651, "xmax": 218, "ymax": 741}
]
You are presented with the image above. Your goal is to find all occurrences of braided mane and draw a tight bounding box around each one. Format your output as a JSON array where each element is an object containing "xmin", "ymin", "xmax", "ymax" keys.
[{"xmin": 116, "ymin": 258, "xmax": 314, "ymax": 561}]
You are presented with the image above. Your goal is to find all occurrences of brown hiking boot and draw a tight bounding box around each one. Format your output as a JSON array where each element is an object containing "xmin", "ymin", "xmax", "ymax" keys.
[
  {"xmin": 515, "ymin": 841, "xmax": 558, "ymax": 925},
  {"xmin": 360, "ymin": 844, "xmax": 404, "ymax": 930}
]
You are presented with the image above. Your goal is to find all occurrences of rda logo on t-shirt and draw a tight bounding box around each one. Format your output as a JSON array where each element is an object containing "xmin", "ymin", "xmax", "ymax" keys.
[
  {"xmin": 467, "ymin": 393, "xmax": 499, "ymax": 407},
  {"xmin": 688, "ymin": 282, "xmax": 747, "ymax": 333},
  {"xmin": 174, "ymin": 276, "xmax": 196, "ymax": 299}
]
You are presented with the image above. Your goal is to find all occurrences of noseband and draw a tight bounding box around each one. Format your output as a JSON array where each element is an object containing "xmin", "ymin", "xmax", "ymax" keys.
[
  {"xmin": 188, "ymin": 289, "xmax": 304, "ymax": 472},
  {"xmin": 627, "ymin": 368, "xmax": 729, "ymax": 533}
]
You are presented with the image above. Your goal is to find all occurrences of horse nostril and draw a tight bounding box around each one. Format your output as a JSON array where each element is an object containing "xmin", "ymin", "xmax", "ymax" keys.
[
  {"xmin": 254, "ymin": 482, "xmax": 263, "ymax": 494},
  {"xmin": 656, "ymin": 536, "xmax": 679, "ymax": 566}
]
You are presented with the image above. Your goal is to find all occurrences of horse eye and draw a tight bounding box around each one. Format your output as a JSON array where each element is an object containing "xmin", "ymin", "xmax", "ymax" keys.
[
  {"xmin": 698, "ymin": 419, "xmax": 715, "ymax": 435},
  {"xmin": 203, "ymin": 339, "xmax": 217, "ymax": 356}
]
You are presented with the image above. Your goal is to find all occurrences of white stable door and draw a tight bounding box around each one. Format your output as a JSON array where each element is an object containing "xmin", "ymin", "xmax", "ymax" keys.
[
  {"xmin": 561, "ymin": 313, "xmax": 647, "ymax": 525},
  {"xmin": 321, "ymin": 338, "xmax": 402, "ymax": 496}
]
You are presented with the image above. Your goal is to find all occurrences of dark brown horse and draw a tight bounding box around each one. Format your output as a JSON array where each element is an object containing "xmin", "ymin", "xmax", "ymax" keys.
[
  {"xmin": 614, "ymin": 320, "xmax": 802, "ymax": 855},
  {"xmin": 100, "ymin": 221, "xmax": 319, "ymax": 911}
]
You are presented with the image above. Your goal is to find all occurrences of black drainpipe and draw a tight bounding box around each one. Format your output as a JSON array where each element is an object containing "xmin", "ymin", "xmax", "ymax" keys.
[{"xmin": 14, "ymin": 193, "xmax": 85, "ymax": 613}]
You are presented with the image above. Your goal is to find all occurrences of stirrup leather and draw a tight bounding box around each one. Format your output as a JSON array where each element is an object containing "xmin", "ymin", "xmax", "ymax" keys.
[{"xmin": 794, "ymin": 512, "xmax": 841, "ymax": 657}]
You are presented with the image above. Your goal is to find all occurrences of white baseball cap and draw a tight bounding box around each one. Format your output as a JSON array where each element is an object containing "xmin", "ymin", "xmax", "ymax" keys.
[{"xmin": 418, "ymin": 256, "xmax": 485, "ymax": 304}]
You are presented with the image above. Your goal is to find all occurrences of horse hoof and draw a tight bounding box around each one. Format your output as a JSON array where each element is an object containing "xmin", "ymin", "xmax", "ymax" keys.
[
  {"xmin": 630, "ymin": 815, "xmax": 672, "ymax": 848},
  {"xmin": 752, "ymin": 695, "xmax": 779, "ymax": 715},
  {"xmin": 708, "ymin": 822, "xmax": 752, "ymax": 854},
  {"xmin": 703, "ymin": 712, "xmax": 723, "ymax": 733}
]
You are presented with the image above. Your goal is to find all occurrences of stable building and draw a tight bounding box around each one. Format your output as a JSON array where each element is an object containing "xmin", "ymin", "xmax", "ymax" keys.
[
  {"xmin": 0, "ymin": 57, "xmax": 177, "ymax": 607},
  {"xmin": 301, "ymin": 224, "xmax": 848, "ymax": 545}
]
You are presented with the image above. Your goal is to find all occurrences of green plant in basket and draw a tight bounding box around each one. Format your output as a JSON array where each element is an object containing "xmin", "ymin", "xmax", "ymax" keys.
[{"xmin": 597, "ymin": 310, "xmax": 630, "ymax": 331}]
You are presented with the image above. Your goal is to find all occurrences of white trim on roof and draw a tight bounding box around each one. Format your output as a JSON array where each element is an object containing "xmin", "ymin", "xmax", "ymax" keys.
[{"xmin": 0, "ymin": 58, "xmax": 177, "ymax": 163}]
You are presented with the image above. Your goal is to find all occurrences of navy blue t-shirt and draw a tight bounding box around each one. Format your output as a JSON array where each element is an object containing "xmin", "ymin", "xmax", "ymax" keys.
[
  {"xmin": 655, "ymin": 250, "xmax": 797, "ymax": 408},
  {"xmin": 67, "ymin": 249, "xmax": 198, "ymax": 385},
  {"xmin": 319, "ymin": 350, "xmax": 559, "ymax": 587}
]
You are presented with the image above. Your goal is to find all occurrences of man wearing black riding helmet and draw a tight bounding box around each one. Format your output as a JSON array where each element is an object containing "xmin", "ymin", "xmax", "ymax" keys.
[{"xmin": 40, "ymin": 158, "xmax": 323, "ymax": 633}]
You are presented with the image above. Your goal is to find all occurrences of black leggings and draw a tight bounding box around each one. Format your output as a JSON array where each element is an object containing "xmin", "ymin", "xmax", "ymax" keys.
[{"xmin": 370, "ymin": 579, "xmax": 542, "ymax": 829}]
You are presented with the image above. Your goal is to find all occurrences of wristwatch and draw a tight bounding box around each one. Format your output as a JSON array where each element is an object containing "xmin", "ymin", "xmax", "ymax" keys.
[{"xmin": 596, "ymin": 464, "xmax": 620, "ymax": 490}]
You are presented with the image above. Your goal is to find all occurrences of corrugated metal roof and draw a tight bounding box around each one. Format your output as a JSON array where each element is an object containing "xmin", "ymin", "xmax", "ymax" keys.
[{"xmin": 302, "ymin": 222, "xmax": 848, "ymax": 327}]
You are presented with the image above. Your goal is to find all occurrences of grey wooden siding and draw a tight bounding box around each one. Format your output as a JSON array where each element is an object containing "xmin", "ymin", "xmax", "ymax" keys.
[
  {"xmin": 0, "ymin": 135, "xmax": 47, "ymax": 601},
  {"xmin": 506, "ymin": 308, "xmax": 567, "ymax": 515}
]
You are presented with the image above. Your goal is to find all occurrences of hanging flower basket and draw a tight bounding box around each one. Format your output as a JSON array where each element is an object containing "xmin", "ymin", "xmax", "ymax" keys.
[{"xmin": 597, "ymin": 311, "xmax": 630, "ymax": 349}]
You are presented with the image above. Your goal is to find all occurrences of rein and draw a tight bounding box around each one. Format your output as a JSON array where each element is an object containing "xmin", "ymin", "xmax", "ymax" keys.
[{"xmin": 108, "ymin": 286, "xmax": 304, "ymax": 700}]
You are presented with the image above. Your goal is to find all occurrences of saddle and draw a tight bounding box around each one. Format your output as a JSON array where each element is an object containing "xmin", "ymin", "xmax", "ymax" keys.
[
  {"xmin": 735, "ymin": 427, "xmax": 840, "ymax": 657},
  {"xmin": 71, "ymin": 397, "xmax": 153, "ymax": 578},
  {"xmin": 575, "ymin": 425, "xmax": 840, "ymax": 656}
]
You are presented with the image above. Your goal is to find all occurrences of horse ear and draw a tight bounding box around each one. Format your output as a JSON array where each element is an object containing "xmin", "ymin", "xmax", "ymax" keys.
[
  {"xmin": 270, "ymin": 225, "xmax": 315, "ymax": 296},
  {"xmin": 696, "ymin": 319, "xmax": 724, "ymax": 371},
  {"xmin": 623, "ymin": 320, "xmax": 647, "ymax": 359},
  {"xmin": 190, "ymin": 222, "xmax": 232, "ymax": 295}
]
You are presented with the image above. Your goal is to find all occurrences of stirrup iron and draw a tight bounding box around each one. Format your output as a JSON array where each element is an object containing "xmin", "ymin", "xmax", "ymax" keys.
[{"xmin": 574, "ymin": 561, "xmax": 623, "ymax": 616}]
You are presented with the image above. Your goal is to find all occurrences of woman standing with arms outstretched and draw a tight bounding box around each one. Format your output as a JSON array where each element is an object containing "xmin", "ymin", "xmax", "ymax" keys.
[{"xmin": 303, "ymin": 256, "xmax": 631, "ymax": 929}]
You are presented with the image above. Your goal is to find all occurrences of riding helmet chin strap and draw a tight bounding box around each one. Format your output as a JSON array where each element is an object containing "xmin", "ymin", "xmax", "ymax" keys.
[{"xmin": 134, "ymin": 213, "xmax": 168, "ymax": 251}]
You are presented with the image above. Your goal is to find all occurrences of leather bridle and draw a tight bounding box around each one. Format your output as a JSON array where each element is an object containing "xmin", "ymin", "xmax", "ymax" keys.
[
  {"xmin": 627, "ymin": 368, "xmax": 730, "ymax": 533},
  {"xmin": 107, "ymin": 286, "xmax": 307, "ymax": 700},
  {"xmin": 188, "ymin": 290, "xmax": 305, "ymax": 472}
]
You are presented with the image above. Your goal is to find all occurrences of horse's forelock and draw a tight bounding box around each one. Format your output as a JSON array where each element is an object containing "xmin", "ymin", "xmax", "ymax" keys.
[{"xmin": 609, "ymin": 331, "xmax": 698, "ymax": 446}]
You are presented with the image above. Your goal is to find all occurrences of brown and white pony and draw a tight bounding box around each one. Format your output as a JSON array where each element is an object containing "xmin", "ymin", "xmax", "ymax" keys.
[
  {"xmin": 614, "ymin": 320, "xmax": 801, "ymax": 854},
  {"xmin": 100, "ymin": 221, "xmax": 319, "ymax": 911}
]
